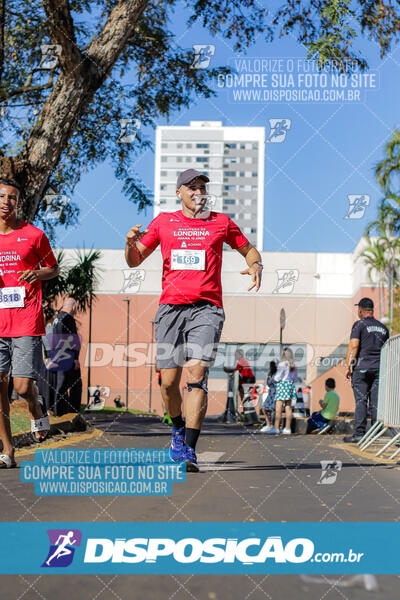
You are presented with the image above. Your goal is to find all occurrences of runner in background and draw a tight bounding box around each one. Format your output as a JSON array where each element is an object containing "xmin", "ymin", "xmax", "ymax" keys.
[
  {"xmin": 125, "ymin": 168, "xmax": 263, "ymax": 471},
  {"xmin": 224, "ymin": 349, "xmax": 256, "ymax": 412},
  {"xmin": 0, "ymin": 179, "xmax": 59, "ymax": 468}
]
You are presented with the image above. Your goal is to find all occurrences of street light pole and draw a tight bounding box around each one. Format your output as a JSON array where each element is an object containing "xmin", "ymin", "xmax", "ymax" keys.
[
  {"xmin": 123, "ymin": 298, "xmax": 131, "ymax": 410},
  {"xmin": 149, "ymin": 319, "xmax": 155, "ymax": 413},
  {"xmin": 87, "ymin": 293, "xmax": 93, "ymax": 405},
  {"xmin": 280, "ymin": 308, "xmax": 286, "ymax": 355}
]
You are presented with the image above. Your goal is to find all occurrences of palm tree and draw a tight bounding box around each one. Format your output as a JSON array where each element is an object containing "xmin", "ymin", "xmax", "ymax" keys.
[
  {"xmin": 364, "ymin": 203, "xmax": 400, "ymax": 331},
  {"xmin": 375, "ymin": 130, "xmax": 400, "ymax": 197},
  {"xmin": 358, "ymin": 239, "xmax": 387, "ymax": 319},
  {"xmin": 42, "ymin": 248, "xmax": 102, "ymax": 312}
]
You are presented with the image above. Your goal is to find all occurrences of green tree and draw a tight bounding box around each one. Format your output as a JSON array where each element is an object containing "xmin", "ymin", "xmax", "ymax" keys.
[
  {"xmin": 1, "ymin": 0, "xmax": 399, "ymax": 236},
  {"xmin": 365, "ymin": 204, "xmax": 400, "ymax": 332},
  {"xmin": 42, "ymin": 248, "xmax": 101, "ymax": 312},
  {"xmin": 358, "ymin": 238, "xmax": 387, "ymax": 319}
]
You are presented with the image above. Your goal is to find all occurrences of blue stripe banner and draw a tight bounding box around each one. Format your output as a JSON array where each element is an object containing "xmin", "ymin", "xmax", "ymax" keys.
[{"xmin": 0, "ymin": 522, "xmax": 397, "ymax": 574}]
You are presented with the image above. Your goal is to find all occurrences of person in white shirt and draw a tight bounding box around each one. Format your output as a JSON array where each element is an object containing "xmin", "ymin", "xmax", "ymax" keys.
[{"xmin": 266, "ymin": 347, "xmax": 299, "ymax": 435}]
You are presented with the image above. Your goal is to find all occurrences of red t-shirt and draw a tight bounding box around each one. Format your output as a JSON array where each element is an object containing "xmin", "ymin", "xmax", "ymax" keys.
[
  {"xmin": 0, "ymin": 222, "xmax": 57, "ymax": 337},
  {"xmin": 140, "ymin": 211, "xmax": 249, "ymax": 307},
  {"xmin": 235, "ymin": 357, "xmax": 255, "ymax": 379}
]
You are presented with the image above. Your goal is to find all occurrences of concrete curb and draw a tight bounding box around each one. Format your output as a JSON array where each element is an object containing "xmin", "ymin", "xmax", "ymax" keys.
[{"xmin": 7, "ymin": 413, "xmax": 89, "ymax": 450}]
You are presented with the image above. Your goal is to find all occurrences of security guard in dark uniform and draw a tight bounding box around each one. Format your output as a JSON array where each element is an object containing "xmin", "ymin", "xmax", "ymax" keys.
[{"xmin": 343, "ymin": 297, "xmax": 389, "ymax": 443}]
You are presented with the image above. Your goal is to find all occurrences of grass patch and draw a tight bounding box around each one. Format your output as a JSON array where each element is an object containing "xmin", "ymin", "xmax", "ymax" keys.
[
  {"xmin": 9, "ymin": 400, "xmax": 31, "ymax": 435},
  {"xmin": 80, "ymin": 404, "xmax": 154, "ymax": 416}
]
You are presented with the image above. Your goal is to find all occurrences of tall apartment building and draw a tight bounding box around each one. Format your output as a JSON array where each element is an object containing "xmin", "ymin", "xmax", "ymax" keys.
[{"xmin": 154, "ymin": 121, "xmax": 265, "ymax": 249}]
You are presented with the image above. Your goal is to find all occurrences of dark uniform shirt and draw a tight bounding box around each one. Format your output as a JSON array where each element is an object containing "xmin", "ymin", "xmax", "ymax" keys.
[
  {"xmin": 350, "ymin": 316, "xmax": 389, "ymax": 371},
  {"xmin": 50, "ymin": 310, "xmax": 81, "ymax": 370}
]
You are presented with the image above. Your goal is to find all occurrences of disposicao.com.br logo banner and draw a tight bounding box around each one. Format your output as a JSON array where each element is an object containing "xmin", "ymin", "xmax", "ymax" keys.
[{"xmin": 0, "ymin": 523, "xmax": 398, "ymax": 574}]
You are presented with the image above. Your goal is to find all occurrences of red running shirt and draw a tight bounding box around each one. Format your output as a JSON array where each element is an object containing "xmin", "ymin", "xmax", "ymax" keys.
[
  {"xmin": 235, "ymin": 357, "xmax": 255, "ymax": 379},
  {"xmin": 0, "ymin": 223, "xmax": 57, "ymax": 336},
  {"xmin": 140, "ymin": 211, "xmax": 249, "ymax": 307}
]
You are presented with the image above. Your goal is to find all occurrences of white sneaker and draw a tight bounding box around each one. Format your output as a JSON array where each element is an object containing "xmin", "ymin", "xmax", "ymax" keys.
[
  {"xmin": 260, "ymin": 425, "xmax": 273, "ymax": 433},
  {"xmin": 282, "ymin": 427, "xmax": 292, "ymax": 435},
  {"xmin": 265, "ymin": 427, "xmax": 280, "ymax": 435}
]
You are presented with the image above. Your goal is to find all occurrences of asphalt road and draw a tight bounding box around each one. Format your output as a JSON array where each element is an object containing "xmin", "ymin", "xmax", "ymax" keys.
[{"xmin": 2, "ymin": 414, "xmax": 400, "ymax": 599}]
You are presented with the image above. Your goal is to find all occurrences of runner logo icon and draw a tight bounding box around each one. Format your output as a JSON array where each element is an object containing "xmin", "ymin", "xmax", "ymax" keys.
[
  {"xmin": 317, "ymin": 460, "xmax": 342, "ymax": 485},
  {"xmin": 42, "ymin": 529, "xmax": 82, "ymax": 568}
]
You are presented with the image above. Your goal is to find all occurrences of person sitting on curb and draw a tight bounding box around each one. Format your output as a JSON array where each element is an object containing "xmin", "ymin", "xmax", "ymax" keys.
[{"xmin": 306, "ymin": 377, "xmax": 340, "ymax": 434}]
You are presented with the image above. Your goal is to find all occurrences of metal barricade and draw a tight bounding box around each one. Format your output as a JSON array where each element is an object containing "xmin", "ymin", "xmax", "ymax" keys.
[{"xmin": 358, "ymin": 335, "xmax": 400, "ymax": 459}]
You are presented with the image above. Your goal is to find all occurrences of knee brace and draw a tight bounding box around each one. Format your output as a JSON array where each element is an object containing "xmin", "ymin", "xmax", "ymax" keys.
[{"xmin": 187, "ymin": 370, "xmax": 209, "ymax": 394}]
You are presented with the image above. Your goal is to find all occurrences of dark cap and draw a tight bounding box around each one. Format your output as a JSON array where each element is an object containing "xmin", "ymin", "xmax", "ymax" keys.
[
  {"xmin": 355, "ymin": 297, "xmax": 374, "ymax": 310},
  {"xmin": 176, "ymin": 169, "xmax": 209, "ymax": 189}
]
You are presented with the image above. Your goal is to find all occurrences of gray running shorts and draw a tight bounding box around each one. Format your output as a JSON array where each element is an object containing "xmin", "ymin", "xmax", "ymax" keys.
[
  {"xmin": 155, "ymin": 301, "xmax": 225, "ymax": 369},
  {"xmin": 0, "ymin": 336, "xmax": 43, "ymax": 379}
]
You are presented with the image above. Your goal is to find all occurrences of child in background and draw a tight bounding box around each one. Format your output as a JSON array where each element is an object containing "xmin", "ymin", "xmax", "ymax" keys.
[
  {"xmin": 260, "ymin": 361, "xmax": 277, "ymax": 433},
  {"xmin": 306, "ymin": 378, "xmax": 340, "ymax": 434}
]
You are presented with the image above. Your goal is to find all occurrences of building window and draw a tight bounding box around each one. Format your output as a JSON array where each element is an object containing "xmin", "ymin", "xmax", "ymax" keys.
[
  {"xmin": 251, "ymin": 228, "xmax": 257, "ymax": 233},
  {"xmin": 196, "ymin": 143, "xmax": 209, "ymax": 148},
  {"xmin": 160, "ymin": 199, "xmax": 167, "ymax": 204},
  {"xmin": 161, "ymin": 171, "xmax": 167, "ymax": 176},
  {"xmin": 177, "ymin": 143, "xmax": 183, "ymax": 148},
  {"xmin": 240, "ymin": 143, "xmax": 245, "ymax": 149},
  {"xmin": 161, "ymin": 143, "xmax": 168, "ymax": 148},
  {"xmin": 186, "ymin": 143, "xmax": 192, "ymax": 148},
  {"xmin": 252, "ymin": 143, "xmax": 258, "ymax": 150},
  {"xmin": 177, "ymin": 157, "xmax": 183, "ymax": 162},
  {"xmin": 227, "ymin": 213, "xmax": 235, "ymax": 218},
  {"xmin": 252, "ymin": 172, "xmax": 257, "ymax": 176},
  {"xmin": 224, "ymin": 199, "xmax": 235, "ymax": 205},
  {"xmin": 161, "ymin": 157, "xmax": 167, "ymax": 162},
  {"xmin": 224, "ymin": 185, "xmax": 236, "ymax": 190},
  {"xmin": 225, "ymin": 171, "xmax": 235, "ymax": 176},
  {"xmin": 196, "ymin": 157, "xmax": 208, "ymax": 162},
  {"xmin": 160, "ymin": 184, "xmax": 166, "ymax": 190},
  {"xmin": 186, "ymin": 157, "xmax": 191, "ymax": 162}
]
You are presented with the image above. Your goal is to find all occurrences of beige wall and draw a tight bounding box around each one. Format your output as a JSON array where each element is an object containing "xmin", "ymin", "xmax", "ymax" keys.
[{"xmin": 73, "ymin": 285, "xmax": 383, "ymax": 416}]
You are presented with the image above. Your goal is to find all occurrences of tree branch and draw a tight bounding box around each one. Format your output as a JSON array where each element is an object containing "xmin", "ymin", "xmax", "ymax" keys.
[
  {"xmin": 86, "ymin": 0, "xmax": 148, "ymax": 84},
  {"xmin": 0, "ymin": 71, "xmax": 55, "ymax": 102},
  {"xmin": 43, "ymin": 0, "xmax": 82, "ymax": 71},
  {"xmin": 18, "ymin": 0, "xmax": 149, "ymax": 220}
]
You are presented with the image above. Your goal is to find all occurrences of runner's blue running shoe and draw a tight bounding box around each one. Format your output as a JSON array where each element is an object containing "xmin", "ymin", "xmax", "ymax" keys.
[
  {"xmin": 181, "ymin": 445, "xmax": 199, "ymax": 473},
  {"xmin": 169, "ymin": 426, "xmax": 186, "ymax": 462}
]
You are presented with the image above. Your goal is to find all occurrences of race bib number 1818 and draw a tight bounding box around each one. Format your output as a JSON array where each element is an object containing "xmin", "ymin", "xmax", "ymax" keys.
[{"xmin": 0, "ymin": 286, "xmax": 26, "ymax": 308}]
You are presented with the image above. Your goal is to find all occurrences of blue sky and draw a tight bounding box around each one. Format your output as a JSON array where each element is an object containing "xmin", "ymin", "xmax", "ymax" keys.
[{"xmin": 54, "ymin": 3, "xmax": 400, "ymax": 254}]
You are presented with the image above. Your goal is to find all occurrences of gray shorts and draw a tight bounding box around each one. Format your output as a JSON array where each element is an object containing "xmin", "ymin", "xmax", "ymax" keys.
[
  {"xmin": 0, "ymin": 336, "xmax": 43, "ymax": 379},
  {"xmin": 155, "ymin": 301, "xmax": 225, "ymax": 369}
]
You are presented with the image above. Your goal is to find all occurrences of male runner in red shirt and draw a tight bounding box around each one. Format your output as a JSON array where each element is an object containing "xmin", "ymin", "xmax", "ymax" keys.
[
  {"xmin": 0, "ymin": 179, "xmax": 59, "ymax": 468},
  {"xmin": 125, "ymin": 168, "xmax": 263, "ymax": 471},
  {"xmin": 224, "ymin": 349, "xmax": 256, "ymax": 410}
]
